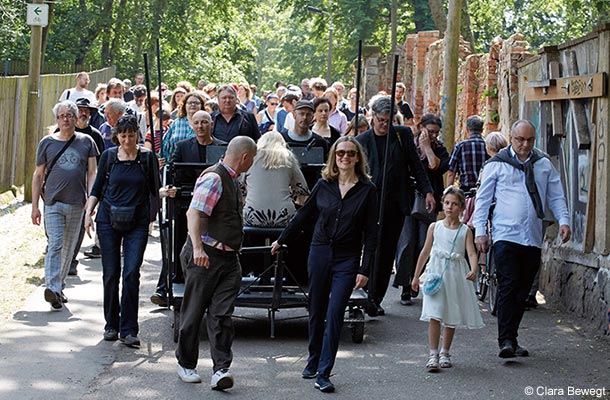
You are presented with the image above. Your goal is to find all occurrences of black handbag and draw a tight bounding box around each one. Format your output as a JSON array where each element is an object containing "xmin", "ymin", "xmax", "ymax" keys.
[
  {"xmin": 109, "ymin": 205, "xmax": 137, "ymax": 232},
  {"xmin": 411, "ymin": 192, "xmax": 435, "ymax": 224}
]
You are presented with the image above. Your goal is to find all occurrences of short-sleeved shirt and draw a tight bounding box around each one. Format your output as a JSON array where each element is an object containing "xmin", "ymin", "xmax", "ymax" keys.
[
  {"xmin": 397, "ymin": 101, "xmax": 414, "ymax": 120},
  {"xmin": 448, "ymin": 133, "xmax": 489, "ymax": 190},
  {"xmin": 36, "ymin": 133, "xmax": 98, "ymax": 205}
]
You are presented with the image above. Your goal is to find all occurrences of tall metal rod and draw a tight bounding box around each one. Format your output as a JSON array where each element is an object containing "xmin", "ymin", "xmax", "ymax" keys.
[
  {"xmin": 156, "ymin": 38, "xmax": 163, "ymax": 150},
  {"xmin": 143, "ymin": 53, "xmax": 155, "ymax": 149},
  {"xmin": 354, "ymin": 40, "xmax": 362, "ymax": 136},
  {"xmin": 370, "ymin": 54, "xmax": 400, "ymax": 304}
]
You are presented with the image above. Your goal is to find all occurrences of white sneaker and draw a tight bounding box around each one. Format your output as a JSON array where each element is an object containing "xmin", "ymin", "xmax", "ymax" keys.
[
  {"xmin": 211, "ymin": 368, "xmax": 234, "ymax": 390},
  {"xmin": 177, "ymin": 364, "xmax": 201, "ymax": 383}
]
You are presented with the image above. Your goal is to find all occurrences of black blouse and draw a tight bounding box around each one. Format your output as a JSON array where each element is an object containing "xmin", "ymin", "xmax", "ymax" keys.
[{"xmin": 277, "ymin": 177, "xmax": 378, "ymax": 276}]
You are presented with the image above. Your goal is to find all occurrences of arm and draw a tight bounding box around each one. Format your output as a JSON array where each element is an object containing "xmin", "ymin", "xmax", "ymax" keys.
[
  {"xmin": 411, "ymin": 223, "xmax": 436, "ymax": 292},
  {"xmin": 84, "ymin": 195, "xmax": 99, "ymax": 238},
  {"xmin": 446, "ymin": 145, "xmax": 459, "ymax": 186},
  {"xmin": 472, "ymin": 164, "xmax": 497, "ymax": 252},
  {"xmin": 356, "ymin": 186, "xmax": 379, "ymax": 288},
  {"xmin": 403, "ymin": 128, "xmax": 435, "ymax": 210},
  {"xmin": 446, "ymin": 170, "xmax": 456, "ymax": 186},
  {"xmin": 86, "ymin": 156, "xmax": 97, "ymax": 198},
  {"xmin": 435, "ymin": 143, "xmax": 450, "ymax": 175},
  {"xmin": 186, "ymin": 207, "xmax": 210, "ymax": 268},
  {"xmin": 418, "ymin": 130, "xmax": 440, "ymax": 171},
  {"xmin": 289, "ymin": 158, "xmax": 309, "ymax": 206},
  {"xmin": 465, "ymin": 228, "xmax": 478, "ymax": 281},
  {"xmin": 256, "ymin": 110, "xmax": 263, "ymax": 124},
  {"xmin": 31, "ymin": 164, "xmax": 45, "ymax": 225},
  {"xmin": 546, "ymin": 163, "xmax": 571, "ymax": 243}
]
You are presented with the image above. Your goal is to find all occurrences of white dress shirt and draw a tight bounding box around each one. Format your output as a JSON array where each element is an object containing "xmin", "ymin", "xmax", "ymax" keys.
[{"xmin": 473, "ymin": 147, "xmax": 569, "ymax": 248}]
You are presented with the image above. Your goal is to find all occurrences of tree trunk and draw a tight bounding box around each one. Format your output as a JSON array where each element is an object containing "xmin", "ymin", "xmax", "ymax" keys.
[
  {"xmin": 40, "ymin": 2, "xmax": 54, "ymax": 69},
  {"xmin": 428, "ymin": 0, "xmax": 446, "ymax": 37},
  {"xmin": 99, "ymin": 0, "xmax": 114, "ymax": 65},
  {"xmin": 108, "ymin": 0, "xmax": 128, "ymax": 65},
  {"xmin": 440, "ymin": 0, "xmax": 462, "ymax": 151},
  {"xmin": 411, "ymin": 0, "xmax": 437, "ymax": 32}
]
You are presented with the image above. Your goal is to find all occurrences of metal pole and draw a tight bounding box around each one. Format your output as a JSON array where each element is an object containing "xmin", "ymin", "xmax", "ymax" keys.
[
  {"xmin": 327, "ymin": 22, "xmax": 333, "ymax": 83},
  {"xmin": 24, "ymin": 0, "xmax": 44, "ymax": 201},
  {"xmin": 354, "ymin": 40, "xmax": 362, "ymax": 135}
]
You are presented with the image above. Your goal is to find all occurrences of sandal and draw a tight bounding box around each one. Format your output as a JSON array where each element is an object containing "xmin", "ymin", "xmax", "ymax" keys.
[
  {"xmin": 426, "ymin": 354, "xmax": 440, "ymax": 371},
  {"xmin": 439, "ymin": 353, "xmax": 452, "ymax": 368}
]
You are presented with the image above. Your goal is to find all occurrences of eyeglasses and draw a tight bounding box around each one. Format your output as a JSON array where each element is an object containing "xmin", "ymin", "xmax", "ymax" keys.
[
  {"xmin": 335, "ymin": 150, "xmax": 358, "ymax": 158},
  {"xmin": 269, "ymin": 102, "xmax": 279, "ymax": 106},
  {"xmin": 374, "ymin": 114, "xmax": 391, "ymax": 125},
  {"xmin": 426, "ymin": 128, "xmax": 441, "ymax": 135},
  {"xmin": 511, "ymin": 136, "xmax": 535, "ymax": 145},
  {"xmin": 349, "ymin": 96, "xmax": 357, "ymax": 100},
  {"xmin": 57, "ymin": 114, "xmax": 74, "ymax": 120},
  {"xmin": 187, "ymin": 100, "xmax": 202, "ymax": 105}
]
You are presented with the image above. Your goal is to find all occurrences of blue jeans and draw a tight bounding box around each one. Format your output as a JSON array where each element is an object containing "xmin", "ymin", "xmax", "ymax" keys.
[
  {"xmin": 306, "ymin": 245, "xmax": 358, "ymax": 378},
  {"xmin": 97, "ymin": 222, "xmax": 149, "ymax": 337},
  {"xmin": 44, "ymin": 202, "xmax": 84, "ymax": 293}
]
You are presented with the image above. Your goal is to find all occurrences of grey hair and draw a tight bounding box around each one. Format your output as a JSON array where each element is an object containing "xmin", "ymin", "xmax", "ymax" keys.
[
  {"xmin": 217, "ymin": 84, "xmax": 237, "ymax": 97},
  {"xmin": 510, "ymin": 119, "xmax": 536, "ymax": 135},
  {"xmin": 466, "ymin": 115, "xmax": 484, "ymax": 133},
  {"xmin": 105, "ymin": 98, "xmax": 126, "ymax": 115},
  {"xmin": 53, "ymin": 100, "xmax": 78, "ymax": 119},
  {"xmin": 485, "ymin": 131, "xmax": 508, "ymax": 153},
  {"xmin": 369, "ymin": 95, "xmax": 395, "ymax": 116}
]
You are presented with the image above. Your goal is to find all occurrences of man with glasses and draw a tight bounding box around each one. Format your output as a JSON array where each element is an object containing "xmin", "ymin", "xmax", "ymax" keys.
[
  {"xmin": 356, "ymin": 95, "xmax": 434, "ymax": 316},
  {"xmin": 211, "ymin": 85, "xmax": 260, "ymax": 143},
  {"xmin": 446, "ymin": 115, "xmax": 489, "ymax": 192},
  {"xmin": 31, "ymin": 100, "xmax": 99, "ymax": 311},
  {"xmin": 473, "ymin": 119, "xmax": 570, "ymax": 359}
]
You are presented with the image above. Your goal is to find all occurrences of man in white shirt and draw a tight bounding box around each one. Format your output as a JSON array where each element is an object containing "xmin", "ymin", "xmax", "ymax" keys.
[
  {"xmin": 59, "ymin": 72, "xmax": 96, "ymax": 104},
  {"xmin": 473, "ymin": 119, "xmax": 571, "ymax": 359}
]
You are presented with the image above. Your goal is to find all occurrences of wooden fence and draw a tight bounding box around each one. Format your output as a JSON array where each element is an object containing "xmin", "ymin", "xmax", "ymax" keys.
[{"xmin": 0, "ymin": 67, "xmax": 115, "ymax": 194}]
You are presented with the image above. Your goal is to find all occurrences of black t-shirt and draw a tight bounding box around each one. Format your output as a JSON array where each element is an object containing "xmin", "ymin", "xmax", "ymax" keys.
[
  {"xmin": 398, "ymin": 101, "xmax": 413, "ymax": 120},
  {"xmin": 76, "ymin": 125, "xmax": 105, "ymax": 162}
]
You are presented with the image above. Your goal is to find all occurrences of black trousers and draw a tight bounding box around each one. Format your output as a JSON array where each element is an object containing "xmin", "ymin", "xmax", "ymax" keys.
[
  {"xmin": 175, "ymin": 238, "xmax": 242, "ymax": 371},
  {"xmin": 493, "ymin": 240, "xmax": 541, "ymax": 346},
  {"xmin": 370, "ymin": 206, "xmax": 404, "ymax": 304}
]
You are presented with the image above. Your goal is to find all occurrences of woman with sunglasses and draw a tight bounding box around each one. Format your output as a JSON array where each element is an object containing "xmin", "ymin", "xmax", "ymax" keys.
[
  {"xmin": 271, "ymin": 136, "xmax": 377, "ymax": 393},
  {"xmin": 394, "ymin": 114, "xmax": 450, "ymax": 306},
  {"xmin": 256, "ymin": 93, "xmax": 279, "ymax": 134},
  {"xmin": 84, "ymin": 115, "xmax": 160, "ymax": 348}
]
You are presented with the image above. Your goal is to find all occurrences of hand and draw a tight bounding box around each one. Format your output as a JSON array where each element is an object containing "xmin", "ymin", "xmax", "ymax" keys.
[
  {"xmin": 158, "ymin": 156, "xmax": 166, "ymax": 170},
  {"xmin": 419, "ymin": 129, "xmax": 431, "ymax": 148},
  {"xmin": 559, "ymin": 224, "xmax": 571, "ymax": 243},
  {"xmin": 31, "ymin": 207, "xmax": 41, "ymax": 226},
  {"xmin": 354, "ymin": 274, "xmax": 368, "ymax": 290},
  {"xmin": 411, "ymin": 277, "xmax": 420, "ymax": 293},
  {"xmin": 475, "ymin": 235, "xmax": 489, "ymax": 253},
  {"xmin": 270, "ymin": 240, "xmax": 283, "ymax": 255},
  {"xmin": 192, "ymin": 244, "xmax": 210, "ymax": 268},
  {"xmin": 160, "ymin": 185, "xmax": 177, "ymax": 198},
  {"xmin": 425, "ymin": 192, "xmax": 435, "ymax": 213},
  {"xmin": 84, "ymin": 209, "xmax": 96, "ymax": 238},
  {"xmin": 466, "ymin": 271, "xmax": 476, "ymax": 282}
]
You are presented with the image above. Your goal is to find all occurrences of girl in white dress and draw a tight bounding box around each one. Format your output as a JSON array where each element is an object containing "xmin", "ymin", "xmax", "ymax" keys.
[{"xmin": 411, "ymin": 187, "xmax": 484, "ymax": 372}]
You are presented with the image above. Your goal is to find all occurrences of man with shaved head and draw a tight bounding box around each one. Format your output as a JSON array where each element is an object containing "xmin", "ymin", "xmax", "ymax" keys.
[{"xmin": 176, "ymin": 136, "xmax": 256, "ymax": 390}]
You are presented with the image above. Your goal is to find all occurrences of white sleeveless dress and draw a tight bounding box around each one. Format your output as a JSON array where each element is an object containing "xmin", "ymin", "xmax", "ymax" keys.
[{"xmin": 420, "ymin": 222, "xmax": 484, "ymax": 329}]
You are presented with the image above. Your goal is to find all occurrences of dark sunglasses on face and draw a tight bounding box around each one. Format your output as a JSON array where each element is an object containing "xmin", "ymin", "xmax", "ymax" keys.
[
  {"xmin": 335, "ymin": 150, "xmax": 357, "ymax": 158},
  {"xmin": 269, "ymin": 102, "xmax": 279, "ymax": 106}
]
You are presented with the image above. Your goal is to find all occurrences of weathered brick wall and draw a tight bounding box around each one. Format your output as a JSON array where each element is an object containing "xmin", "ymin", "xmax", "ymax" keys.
[{"xmin": 397, "ymin": 32, "xmax": 532, "ymax": 144}]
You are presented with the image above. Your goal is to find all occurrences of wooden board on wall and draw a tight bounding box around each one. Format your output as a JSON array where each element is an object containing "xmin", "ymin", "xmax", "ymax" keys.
[{"xmin": 525, "ymin": 72, "xmax": 607, "ymax": 102}]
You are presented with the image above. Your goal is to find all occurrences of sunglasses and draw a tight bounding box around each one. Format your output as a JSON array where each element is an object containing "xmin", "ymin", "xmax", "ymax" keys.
[
  {"xmin": 269, "ymin": 102, "xmax": 279, "ymax": 106},
  {"xmin": 335, "ymin": 150, "xmax": 358, "ymax": 158}
]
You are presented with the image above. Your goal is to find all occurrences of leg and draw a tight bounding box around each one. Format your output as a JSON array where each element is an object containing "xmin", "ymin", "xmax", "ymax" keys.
[
  {"xmin": 316, "ymin": 257, "xmax": 358, "ymax": 377},
  {"xmin": 43, "ymin": 202, "xmax": 65, "ymax": 294},
  {"xmin": 373, "ymin": 209, "xmax": 404, "ymax": 305},
  {"xmin": 305, "ymin": 245, "xmax": 333, "ymax": 371},
  {"xmin": 119, "ymin": 226, "xmax": 149, "ymax": 337},
  {"xmin": 206, "ymin": 250, "xmax": 242, "ymax": 372},
  {"xmin": 176, "ymin": 239, "xmax": 216, "ymax": 369},
  {"xmin": 441, "ymin": 326, "xmax": 456, "ymax": 352},
  {"xmin": 393, "ymin": 215, "xmax": 415, "ymax": 288},
  {"xmin": 428, "ymin": 319, "xmax": 441, "ymax": 351},
  {"xmin": 98, "ymin": 223, "xmax": 123, "ymax": 332},
  {"xmin": 59, "ymin": 204, "xmax": 84, "ymax": 289}
]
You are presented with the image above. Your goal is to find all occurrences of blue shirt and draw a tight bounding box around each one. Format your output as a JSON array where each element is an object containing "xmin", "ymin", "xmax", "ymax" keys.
[{"xmin": 473, "ymin": 147, "xmax": 569, "ymax": 248}]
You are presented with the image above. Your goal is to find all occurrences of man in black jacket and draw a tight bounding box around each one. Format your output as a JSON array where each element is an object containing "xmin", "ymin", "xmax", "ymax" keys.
[
  {"xmin": 211, "ymin": 85, "xmax": 260, "ymax": 143},
  {"xmin": 356, "ymin": 95, "xmax": 434, "ymax": 316}
]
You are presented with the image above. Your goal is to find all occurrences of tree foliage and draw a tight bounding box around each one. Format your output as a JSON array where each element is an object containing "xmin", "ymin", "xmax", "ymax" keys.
[{"xmin": 2, "ymin": 0, "xmax": 609, "ymax": 89}]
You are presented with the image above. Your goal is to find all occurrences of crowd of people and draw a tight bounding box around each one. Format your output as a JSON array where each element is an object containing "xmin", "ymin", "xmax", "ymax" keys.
[{"xmin": 31, "ymin": 70, "xmax": 571, "ymax": 393}]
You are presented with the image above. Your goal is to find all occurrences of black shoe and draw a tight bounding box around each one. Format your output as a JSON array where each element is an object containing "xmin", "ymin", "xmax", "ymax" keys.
[
  {"xmin": 376, "ymin": 303, "xmax": 385, "ymax": 316},
  {"xmin": 314, "ymin": 376, "xmax": 335, "ymax": 393},
  {"xmin": 120, "ymin": 334, "xmax": 141, "ymax": 348},
  {"xmin": 68, "ymin": 260, "xmax": 78, "ymax": 276},
  {"xmin": 84, "ymin": 245, "xmax": 101, "ymax": 258},
  {"xmin": 103, "ymin": 328, "xmax": 118, "ymax": 341},
  {"xmin": 59, "ymin": 291, "xmax": 68, "ymax": 303},
  {"xmin": 366, "ymin": 300, "xmax": 379, "ymax": 317},
  {"xmin": 302, "ymin": 366, "xmax": 317, "ymax": 379},
  {"xmin": 525, "ymin": 295, "xmax": 538, "ymax": 309},
  {"xmin": 515, "ymin": 344, "xmax": 529, "ymax": 357},
  {"xmin": 499, "ymin": 340, "xmax": 516, "ymax": 358},
  {"xmin": 411, "ymin": 287, "xmax": 419, "ymax": 299},
  {"xmin": 44, "ymin": 288, "xmax": 63, "ymax": 311},
  {"xmin": 400, "ymin": 294, "xmax": 413, "ymax": 306},
  {"xmin": 150, "ymin": 292, "xmax": 169, "ymax": 307}
]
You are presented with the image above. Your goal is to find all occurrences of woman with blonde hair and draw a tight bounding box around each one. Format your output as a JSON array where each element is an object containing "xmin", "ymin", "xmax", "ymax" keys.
[
  {"xmin": 271, "ymin": 135, "xmax": 377, "ymax": 393},
  {"xmin": 241, "ymin": 131, "xmax": 309, "ymax": 227}
]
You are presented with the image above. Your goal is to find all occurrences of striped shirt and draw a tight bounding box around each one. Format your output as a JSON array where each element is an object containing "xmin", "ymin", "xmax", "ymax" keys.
[
  {"xmin": 448, "ymin": 133, "xmax": 489, "ymax": 190},
  {"xmin": 190, "ymin": 162, "xmax": 238, "ymax": 251}
]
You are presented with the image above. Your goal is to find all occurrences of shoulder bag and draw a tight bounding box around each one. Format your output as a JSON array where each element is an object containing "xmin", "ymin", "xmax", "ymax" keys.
[{"xmin": 423, "ymin": 224, "xmax": 463, "ymax": 296}]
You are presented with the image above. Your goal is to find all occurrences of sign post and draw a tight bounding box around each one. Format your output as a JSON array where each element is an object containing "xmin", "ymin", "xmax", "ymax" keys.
[{"xmin": 24, "ymin": 0, "xmax": 45, "ymax": 201}]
